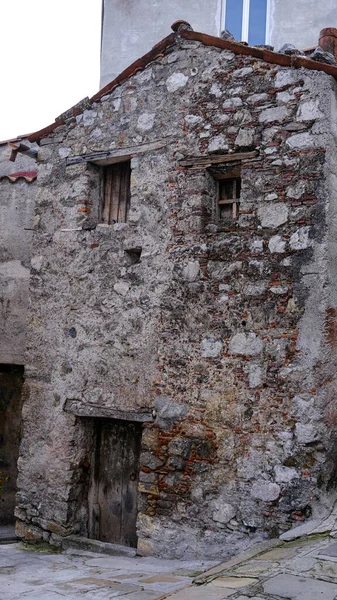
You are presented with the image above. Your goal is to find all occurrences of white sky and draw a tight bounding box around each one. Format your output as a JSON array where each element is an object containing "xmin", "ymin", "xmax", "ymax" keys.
[{"xmin": 0, "ymin": 0, "xmax": 102, "ymax": 141}]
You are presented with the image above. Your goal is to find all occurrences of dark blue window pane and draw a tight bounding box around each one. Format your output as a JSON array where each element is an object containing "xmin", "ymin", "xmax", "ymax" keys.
[
  {"xmin": 248, "ymin": 0, "xmax": 267, "ymax": 45},
  {"xmin": 225, "ymin": 0, "xmax": 243, "ymax": 41}
]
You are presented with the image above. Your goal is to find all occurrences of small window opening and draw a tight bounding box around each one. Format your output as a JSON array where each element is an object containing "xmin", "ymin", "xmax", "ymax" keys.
[
  {"xmin": 218, "ymin": 177, "xmax": 241, "ymax": 220},
  {"xmin": 101, "ymin": 161, "xmax": 131, "ymax": 224}
]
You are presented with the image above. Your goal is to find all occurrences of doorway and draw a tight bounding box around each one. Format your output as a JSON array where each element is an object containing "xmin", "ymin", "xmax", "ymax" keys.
[
  {"xmin": 0, "ymin": 364, "xmax": 24, "ymax": 525},
  {"xmin": 88, "ymin": 419, "xmax": 142, "ymax": 548}
]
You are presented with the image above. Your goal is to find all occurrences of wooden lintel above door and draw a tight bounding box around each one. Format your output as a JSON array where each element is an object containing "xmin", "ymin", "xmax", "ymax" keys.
[{"xmin": 63, "ymin": 399, "xmax": 154, "ymax": 423}]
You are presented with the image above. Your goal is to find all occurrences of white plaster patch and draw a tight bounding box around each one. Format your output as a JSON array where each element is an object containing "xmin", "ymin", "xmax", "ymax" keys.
[
  {"xmin": 137, "ymin": 112, "xmax": 156, "ymax": 132},
  {"xmin": 166, "ymin": 72, "xmax": 189, "ymax": 93}
]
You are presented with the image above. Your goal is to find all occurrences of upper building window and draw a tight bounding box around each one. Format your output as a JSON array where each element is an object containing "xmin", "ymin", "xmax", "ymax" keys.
[
  {"xmin": 224, "ymin": 0, "xmax": 269, "ymax": 46},
  {"xmin": 101, "ymin": 161, "xmax": 131, "ymax": 224}
]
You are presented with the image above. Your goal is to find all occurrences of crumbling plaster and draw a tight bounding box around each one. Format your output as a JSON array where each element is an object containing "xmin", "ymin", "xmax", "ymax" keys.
[
  {"xmin": 0, "ymin": 144, "xmax": 36, "ymax": 365},
  {"xmin": 15, "ymin": 37, "xmax": 337, "ymax": 558}
]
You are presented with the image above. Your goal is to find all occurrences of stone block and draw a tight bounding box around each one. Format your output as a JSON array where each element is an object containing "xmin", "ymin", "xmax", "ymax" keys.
[{"xmin": 263, "ymin": 573, "xmax": 337, "ymax": 600}]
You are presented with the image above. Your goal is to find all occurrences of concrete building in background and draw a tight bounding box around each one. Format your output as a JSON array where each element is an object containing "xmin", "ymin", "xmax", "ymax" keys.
[{"xmin": 100, "ymin": 0, "xmax": 337, "ymax": 87}]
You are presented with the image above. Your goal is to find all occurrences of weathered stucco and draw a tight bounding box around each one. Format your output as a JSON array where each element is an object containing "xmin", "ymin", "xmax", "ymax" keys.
[
  {"xmin": 0, "ymin": 144, "xmax": 36, "ymax": 365},
  {"xmin": 14, "ymin": 33, "xmax": 337, "ymax": 558}
]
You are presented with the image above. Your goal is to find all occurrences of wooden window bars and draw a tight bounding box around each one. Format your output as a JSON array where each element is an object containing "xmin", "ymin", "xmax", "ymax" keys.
[
  {"xmin": 218, "ymin": 176, "xmax": 241, "ymax": 220},
  {"xmin": 102, "ymin": 161, "xmax": 131, "ymax": 224}
]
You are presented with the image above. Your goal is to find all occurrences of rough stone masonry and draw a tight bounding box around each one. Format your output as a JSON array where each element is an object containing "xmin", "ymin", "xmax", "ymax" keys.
[{"xmin": 14, "ymin": 24, "xmax": 337, "ymax": 558}]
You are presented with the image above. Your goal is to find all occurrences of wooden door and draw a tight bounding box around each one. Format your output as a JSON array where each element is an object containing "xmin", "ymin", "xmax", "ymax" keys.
[{"xmin": 89, "ymin": 419, "xmax": 142, "ymax": 548}]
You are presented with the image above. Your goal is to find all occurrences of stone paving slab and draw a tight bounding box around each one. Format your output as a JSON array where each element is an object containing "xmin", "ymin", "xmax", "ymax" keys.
[
  {"xmin": 263, "ymin": 573, "xmax": 337, "ymax": 600},
  {"xmin": 162, "ymin": 586, "xmax": 235, "ymax": 599},
  {"xmin": 0, "ymin": 543, "xmax": 214, "ymax": 600},
  {"xmin": 317, "ymin": 541, "xmax": 337, "ymax": 557}
]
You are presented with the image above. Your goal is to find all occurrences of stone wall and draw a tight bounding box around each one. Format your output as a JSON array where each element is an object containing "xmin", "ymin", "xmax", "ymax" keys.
[
  {"xmin": 16, "ymin": 36, "xmax": 337, "ymax": 558},
  {"xmin": 0, "ymin": 143, "xmax": 37, "ymax": 365}
]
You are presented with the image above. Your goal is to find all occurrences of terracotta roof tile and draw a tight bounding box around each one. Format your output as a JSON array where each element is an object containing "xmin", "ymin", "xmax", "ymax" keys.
[
  {"xmin": 27, "ymin": 26, "xmax": 337, "ymax": 145},
  {"xmin": 0, "ymin": 171, "xmax": 37, "ymax": 183}
]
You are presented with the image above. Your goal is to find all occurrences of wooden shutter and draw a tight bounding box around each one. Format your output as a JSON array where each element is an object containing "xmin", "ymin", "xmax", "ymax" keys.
[{"xmin": 103, "ymin": 161, "xmax": 131, "ymax": 224}]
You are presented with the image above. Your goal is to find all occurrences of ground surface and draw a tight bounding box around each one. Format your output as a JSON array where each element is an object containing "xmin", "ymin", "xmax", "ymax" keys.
[{"xmin": 2, "ymin": 533, "xmax": 337, "ymax": 599}]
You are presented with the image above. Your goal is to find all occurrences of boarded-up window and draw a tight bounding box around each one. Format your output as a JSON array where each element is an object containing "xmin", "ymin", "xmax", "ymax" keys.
[
  {"xmin": 102, "ymin": 161, "xmax": 131, "ymax": 224},
  {"xmin": 218, "ymin": 175, "xmax": 241, "ymax": 220}
]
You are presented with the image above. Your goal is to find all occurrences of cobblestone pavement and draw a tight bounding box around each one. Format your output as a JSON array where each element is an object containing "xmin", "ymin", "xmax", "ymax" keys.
[{"xmin": 3, "ymin": 533, "xmax": 337, "ymax": 599}]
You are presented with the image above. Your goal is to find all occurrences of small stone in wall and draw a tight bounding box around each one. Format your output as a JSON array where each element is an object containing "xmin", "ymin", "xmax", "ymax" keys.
[
  {"xmin": 295, "ymin": 423, "xmax": 319, "ymax": 444},
  {"xmin": 223, "ymin": 97, "xmax": 243, "ymax": 109},
  {"xmin": 229, "ymin": 333, "xmax": 263, "ymax": 356},
  {"xmin": 243, "ymin": 282, "xmax": 267, "ymax": 296},
  {"xmin": 259, "ymin": 107, "xmax": 290, "ymax": 124},
  {"xmin": 235, "ymin": 128, "xmax": 254, "ymax": 148},
  {"xmin": 286, "ymin": 133, "xmax": 314, "ymax": 150},
  {"xmin": 258, "ymin": 204, "xmax": 288, "ymax": 229},
  {"xmin": 166, "ymin": 72, "xmax": 189, "ymax": 93},
  {"xmin": 184, "ymin": 114, "xmax": 203, "ymax": 125},
  {"xmin": 212, "ymin": 502, "xmax": 236, "ymax": 525},
  {"xmin": 268, "ymin": 235, "xmax": 286, "ymax": 253},
  {"xmin": 208, "ymin": 135, "xmax": 229, "ymax": 153},
  {"xmin": 201, "ymin": 337, "xmax": 223, "ymax": 358},
  {"xmin": 249, "ymin": 364, "xmax": 263, "ymax": 388},
  {"xmin": 210, "ymin": 83, "xmax": 222, "ymax": 97},
  {"xmin": 310, "ymin": 46, "xmax": 336, "ymax": 65},
  {"xmin": 113, "ymin": 282, "xmax": 130, "ymax": 296},
  {"xmin": 289, "ymin": 227, "xmax": 311, "ymax": 250},
  {"xmin": 274, "ymin": 465, "xmax": 299, "ymax": 483},
  {"xmin": 137, "ymin": 112, "xmax": 156, "ymax": 132},
  {"xmin": 181, "ymin": 261, "xmax": 200, "ymax": 282},
  {"xmin": 249, "ymin": 239, "xmax": 264, "ymax": 253},
  {"xmin": 251, "ymin": 480, "xmax": 281, "ymax": 502}
]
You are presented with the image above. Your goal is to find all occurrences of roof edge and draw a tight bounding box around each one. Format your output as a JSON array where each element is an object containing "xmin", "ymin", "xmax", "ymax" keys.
[{"xmin": 26, "ymin": 26, "xmax": 337, "ymax": 145}]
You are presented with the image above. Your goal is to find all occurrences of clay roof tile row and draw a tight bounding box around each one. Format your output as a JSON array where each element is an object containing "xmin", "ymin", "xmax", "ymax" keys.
[
  {"xmin": 0, "ymin": 171, "xmax": 37, "ymax": 183},
  {"xmin": 24, "ymin": 26, "xmax": 337, "ymax": 145}
]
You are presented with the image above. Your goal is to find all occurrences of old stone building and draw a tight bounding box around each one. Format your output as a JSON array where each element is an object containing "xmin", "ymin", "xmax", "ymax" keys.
[
  {"xmin": 3, "ymin": 22, "xmax": 337, "ymax": 558},
  {"xmin": 0, "ymin": 142, "xmax": 37, "ymax": 526}
]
